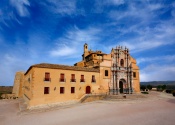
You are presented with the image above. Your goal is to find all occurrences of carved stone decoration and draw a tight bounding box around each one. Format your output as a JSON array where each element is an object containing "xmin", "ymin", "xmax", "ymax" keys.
[{"xmin": 118, "ymin": 72, "xmax": 126, "ymax": 78}]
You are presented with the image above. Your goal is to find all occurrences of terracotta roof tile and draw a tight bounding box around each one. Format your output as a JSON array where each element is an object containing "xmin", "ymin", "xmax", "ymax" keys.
[{"xmin": 25, "ymin": 63, "xmax": 99, "ymax": 75}]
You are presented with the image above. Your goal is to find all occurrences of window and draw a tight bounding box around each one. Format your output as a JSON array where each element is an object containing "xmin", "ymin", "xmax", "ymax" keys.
[
  {"xmin": 44, "ymin": 72, "xmax": 50, "ymax": 81},
  {"xmin": 60, "ymin": 73, "xmax": 65, "ymax": 82},
  {"xmin": 80, "ymin": 75, "xmax": 85, "ymax": 82},
  {"xmin": 120, "ymin": 59, "xmax": 124, "ymax": 67},
  {"xmin": 44, "ymin": 87, "xmax": 49, "ymax": 94},
  {"xmin": 60, "ymin": 87, "xmax": 64, "ymax": 94},
  {"xmin": 71, "ymin": 74, "xmax": 76, "ymax": 82},
  {"xmin": 105, "ymin": 70, "xmax": 108, "ymax": 76},
  {"xmin": 28, "ymin": 78, "xmax": 30, "ymax": 82},
  {"xmin": 92, "ymin": 75, "xmax": 96, "ymax": 83},
  {"xmin": 133, "ymin": 72, "xmax": 136, "ymax": 78},
  {"xmin": 71, "ymin": 87, "xmax": 75, "ymax": 93}
]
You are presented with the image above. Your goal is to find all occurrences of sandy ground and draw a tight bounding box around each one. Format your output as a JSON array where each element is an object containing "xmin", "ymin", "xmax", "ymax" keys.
[{"xmin": 0, "ymin": 91, "xmax": 175, "ymax": 125}]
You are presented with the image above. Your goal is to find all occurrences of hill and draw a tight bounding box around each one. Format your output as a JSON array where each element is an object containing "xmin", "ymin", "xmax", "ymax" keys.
[
  {"xmin": 140, "ymin": 81, "xmax": 175, "ymax": 86},
  {"xmin": 0, "ymin": 86, "xmax": 13, "ymax": 99}
]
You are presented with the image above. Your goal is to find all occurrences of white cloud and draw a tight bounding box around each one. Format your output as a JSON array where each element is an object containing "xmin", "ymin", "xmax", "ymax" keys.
[
  {"xmin": 137, "ymin": 55, "xmax": 175, "ymax": 65},
  {"xmin": 148, "ymin": 3, "xmax": 162, "ymax": 11},
  {"xmin": 116, "ymin": 39, "xmax": 171, "ymax": 53},
  {"xmin": 108, "ymin": 1, "xmax": 166, "ymax": 25},
  {"xmin": 111, "ymin": 0, "xmax": 125, "ymax": 5},
  {"xmin": 4, "ymin": 54, "xmax": 17, "ymax": 63},
  {"xmin": 50, "ymin": 44, "xmax": 77, "ymax": 57},
  {"xmin": 98, "ymin": 0, "xmax": 125, "ymax": 6},
  {"xmin": 93, "ymin": 0, "xmax": 125, "ymax": 14},
  {"xmin": 10, "ymin": 0, "xmax": 30, "ymax": 17},
  {"xmin": 0, "ymin": 1, "xmax": 26, "ymax": 28},
  {"xmin": 140, "ymin": 64, "xmax": 175, "ymax": 81},
  {"xmin": 44, "ymin": 0, "xmax": 76, "ymax": 15},
  {"xmin": 49, "ymin": 26, "xmax": 101, "ymax": 57},
  {"xmin": 106, "ymin": 14, "xmax": 175, "ymax": 53},
  {"xmin": 0, "ymin": 54, "xmax": 25, "ymax": 86}
]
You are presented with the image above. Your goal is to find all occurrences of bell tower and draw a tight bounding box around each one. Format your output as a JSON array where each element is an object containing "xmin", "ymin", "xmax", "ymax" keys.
[{"xmin": 83, "ymin": 43, "xmax": 88, "ymax": 60}]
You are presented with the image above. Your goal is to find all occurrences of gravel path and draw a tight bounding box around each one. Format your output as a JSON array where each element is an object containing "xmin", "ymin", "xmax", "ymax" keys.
[{"xmin": 0, "ymin": 91, "xmax": 174, "ymax": 125}]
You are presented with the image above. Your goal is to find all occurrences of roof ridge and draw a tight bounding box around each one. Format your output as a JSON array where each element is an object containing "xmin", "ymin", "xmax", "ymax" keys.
[{"xmin": 25, "ymin": 63, "xmax": 99, "ymax": 75}]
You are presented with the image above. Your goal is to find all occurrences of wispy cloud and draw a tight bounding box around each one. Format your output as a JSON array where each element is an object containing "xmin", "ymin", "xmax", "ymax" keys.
[
  {"xmin": 10, "ymin": 0, "xmax": 30, "ymax": 17},
  {"xmin": 49, "ymin": 26, "xmax": 101, "ymax": 57},
  {"xmin": 96, "ymin": 0, "xmax": 125, "ymax": 6},
  {"xmin": 0, "ymin": 0, "xmax": 30, "ymax": 29},
  {"xmin": 111, "ymin": 0, "xmax": 125, "ymax": 5},
  {"xmin": 137, "ymin": 55, "xmax": 175, "ymax": 65},
  {"xmin": 140, "ymin": 64, "xmax": 175, "ymax": 81},
  {"xmin": 50, "ymin": 44, "xmax": 77, "ymax": 57},
  {"xmin": 42, "ymin": 0, "xmax": 76, "ymax": 15},
  {"xmin": 109, "ymin": 1, "xmax": 165, "ymax": 22},
  {"xmin": 106, "ymin": 2, "xmax": 175, "ymax": 53},
  {"xmin": 117, "ymin": 40, "xmax": 172, "ymax": 53},
  {"xmin": 0, "ymin": 54, "xmax": 26, "ymax": 86}
]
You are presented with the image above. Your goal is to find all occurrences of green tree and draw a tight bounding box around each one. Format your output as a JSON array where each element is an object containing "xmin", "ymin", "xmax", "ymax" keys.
[
  {"xmin": 147, "ymin": 84, "xmax": 152, "ymax": 90},
  {"xmin": 140, "ymin": 85, "xmax": 146, "ymax": 91},
  {"xmin": 172, "ymin": 90, "xmax": 175, "ymax": 96},
  {"xmin": 157, "ymin": 85, "xmax": 162, "ymax": 91},
  {"xmin": 162, "ymin": 84, "xmax": 166, "ymax": 90}
]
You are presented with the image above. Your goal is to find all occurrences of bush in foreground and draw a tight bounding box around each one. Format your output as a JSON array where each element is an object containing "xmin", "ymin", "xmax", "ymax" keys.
[
  {"xmin": 166, "ymin": 90, "xmax": 173, "ymax": 93},
  {"xmin": 140, "ymin": 85, "xmax": 146, "ymax": 91},
  {"xmin": 141, "ymin": 92, "xmax": 149, "ymax": 94},
  {"xmin": 147, "ymin": 85, "xmax": 152, "ymax": 90},
  {"xmin": 172, "ymin": 90, "xmax": 175, "ymax": 97}
]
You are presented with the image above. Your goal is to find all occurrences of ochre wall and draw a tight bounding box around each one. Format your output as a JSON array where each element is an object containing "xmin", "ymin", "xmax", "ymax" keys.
[
  {"xmin": 26, "ymin": 67, "xmax": 101, "ymax": 107},
  {"xmin": 12, "ymin": 72, "xmax": 24, "ymax": 98},
  {"xmin": 99, "ymin": 60, "xmax": 112, "ymax": 93},
  {"xmin": 23, "ymin": 68, "xmax": 34, "ymax": 104},
  {"xmin": 131, "ymin": 57, "xmax": 140, "ymax": 93}
]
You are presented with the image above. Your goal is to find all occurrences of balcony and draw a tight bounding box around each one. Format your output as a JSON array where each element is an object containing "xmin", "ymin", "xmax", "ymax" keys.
[
  {"xmin": 80, "ymin": 79, "xmax": 85, "ymax": 83},
  {"xmin": 60, "ymin": 78, "xmax": 66, "ymax": 82},
  {"xmin": 70, "ymin": 79, "xmax": 76, "ymax": 82},
  {"xmin": 44, "ymin": 78, "xmax": 51, "ymax": 82}
]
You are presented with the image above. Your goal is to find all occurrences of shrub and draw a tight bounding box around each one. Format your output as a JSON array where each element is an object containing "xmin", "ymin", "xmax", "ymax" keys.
[
  {"xmin": 141, "ymin": 92, "xmax": 149, "ymax": 94},
  {"xmin": 172, "ymin": 90, "xmax": 175, "ymax": 97},
  {"xmin": 140, "ymin": 85, "xmax": 146, "ymax": 91},
  {"xmin": 147, "ymin": 85, "xmax": 152, "ymax": 90},
  {"xmin": 157, "ymin": 85, "xmax": 163, "ymax": 91},
  {"xmin": 162, "ymin": 85, "xmax": 167, "ymax": 90},
  {"xmin": 166, "ymin": 90, "xmax": 173, "ymax": 93},
  {"xmin": 0, "ymin": 93, "xmax": 2, "ymax": 99}
]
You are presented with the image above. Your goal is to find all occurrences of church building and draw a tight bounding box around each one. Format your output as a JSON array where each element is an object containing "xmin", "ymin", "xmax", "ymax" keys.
[{"xmin": 13, "ymin": 43, "xmax": 140, "ymax": 108}]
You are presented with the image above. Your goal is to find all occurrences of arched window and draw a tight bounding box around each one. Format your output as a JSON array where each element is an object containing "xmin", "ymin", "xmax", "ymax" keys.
[{"xmin": 120, "ymin": 59, "xmax": 124, "ymax": 67}]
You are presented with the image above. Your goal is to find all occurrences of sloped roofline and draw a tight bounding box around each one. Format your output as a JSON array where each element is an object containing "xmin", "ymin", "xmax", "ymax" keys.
[{"xmin": 25, "ymin": 63, "xmax": 99, "ymax": 75}]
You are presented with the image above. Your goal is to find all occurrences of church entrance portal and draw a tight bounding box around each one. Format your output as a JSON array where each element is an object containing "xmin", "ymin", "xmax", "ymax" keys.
[
  {"xmin": 86, "ymin": 86, "xmax": 91, "ymax": 94},
  {"xmin": 119, "ymin": 81, "xmax": 123, "ymax": 93},
  {"xmin": 119, "ymin": 79, "xmax": 126, "ymax": 94}
]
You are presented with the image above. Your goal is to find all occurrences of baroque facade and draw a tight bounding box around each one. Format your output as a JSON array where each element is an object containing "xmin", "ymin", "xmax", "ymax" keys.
[
  {"xmin": 110, "ymin": 46, "xmax": 140, "ymax": 94},
  {"xmin": 13, "ymin": 43, "xmax": 140, "ymax": 108}
]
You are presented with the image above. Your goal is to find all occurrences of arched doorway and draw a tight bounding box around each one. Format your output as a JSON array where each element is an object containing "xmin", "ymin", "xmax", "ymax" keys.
[
  {"xmin": 119, "ymin": 79, "xmax": 126, "ymax": 93},
  {"xmin": 86, "ymin": 86, "xmax": 91, "ymax": 94},
  {"xmin": 119, "ymin": 81, "xmax": 123, "ymax": 93}
]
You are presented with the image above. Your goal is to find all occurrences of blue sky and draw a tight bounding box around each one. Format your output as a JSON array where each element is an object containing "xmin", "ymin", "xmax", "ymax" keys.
[{"xmin": 0, "ymin": 0, "xmax": 175, "ymax": 86}]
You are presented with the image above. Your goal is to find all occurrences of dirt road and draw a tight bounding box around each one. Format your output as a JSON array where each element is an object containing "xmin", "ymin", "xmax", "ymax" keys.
[{"xmin": 0, "ymin": 92, "xmax": 175, "ymax": 125}]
